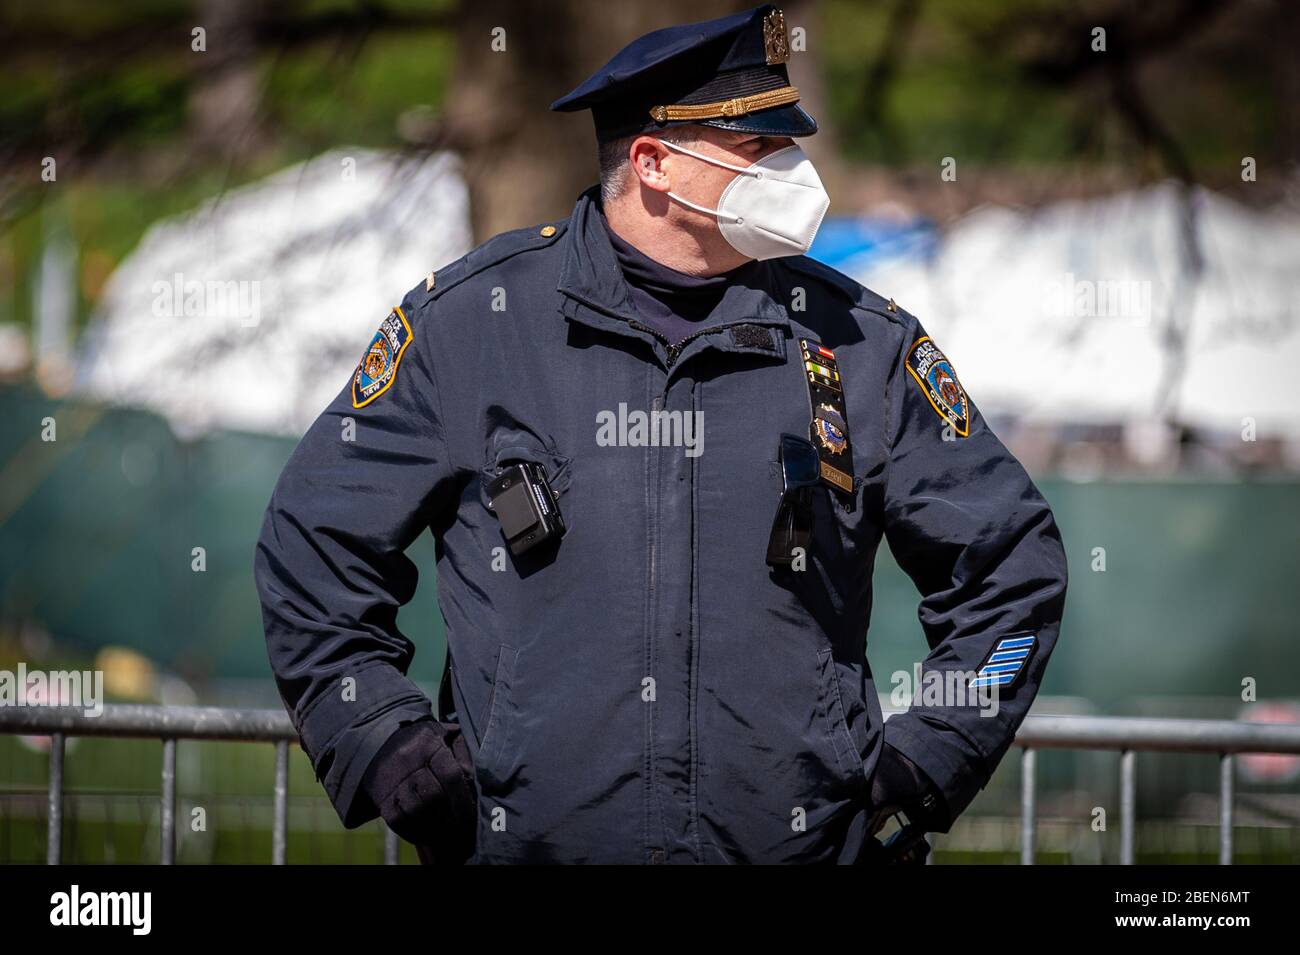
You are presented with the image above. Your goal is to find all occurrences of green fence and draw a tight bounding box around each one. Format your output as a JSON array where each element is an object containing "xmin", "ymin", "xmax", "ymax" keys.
[
  {"xmin": 2, "ymin": 384, "xmax": 1298, "ymax": 862},
  {"xmin": 4, "ymin": 384, "xmax": 1298, "ymax": 703}
]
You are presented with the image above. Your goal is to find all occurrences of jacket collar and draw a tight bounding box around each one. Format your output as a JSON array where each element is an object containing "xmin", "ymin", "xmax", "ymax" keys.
[
  {"xmin": 556, "ymin": 187, "xmax": 792, "ymax": 363},
  {"xmin": 557, "ymin": 186, "xmax": 636, "ymax": 322}
]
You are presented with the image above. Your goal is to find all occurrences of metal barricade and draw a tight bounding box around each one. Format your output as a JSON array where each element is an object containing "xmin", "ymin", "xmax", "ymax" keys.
[{"xmin": 3, "ymin": 705, "xmax": 1299, "ymax": 864}]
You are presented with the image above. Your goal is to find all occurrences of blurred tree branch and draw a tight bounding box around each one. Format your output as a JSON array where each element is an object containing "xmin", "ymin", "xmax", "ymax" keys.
[
  {"xmin": 0, "ymin": 1, "xmax": 453, "ymax": 166},
  {"xmin": 441, "ymin": 0, "xmax": 748, "ymax": 240},
  {"xmin": 0, "ymin": 2, "xmax": 452, "ymax": 61},
  {"xmin": 857, "ymin": 0, "xmax": 923, "ymax": 165},
  {"xmin": 973, "ymin": 0, "xmax": 1238, "ymax": 429}
]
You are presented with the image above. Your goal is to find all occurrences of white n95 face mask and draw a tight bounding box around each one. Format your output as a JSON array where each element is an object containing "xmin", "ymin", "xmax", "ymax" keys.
[{"xmin": 660, "ymin": 139, "xmax": 831, "ymax": 261}]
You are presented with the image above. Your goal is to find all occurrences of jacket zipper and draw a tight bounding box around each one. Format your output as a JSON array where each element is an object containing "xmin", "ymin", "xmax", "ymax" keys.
[
  {"xmin": 627, "ymin": 315, "xmax": 769, "ymax": 860},
  {"xmin": 627, "ymin": 319, "xmax": 763, "ymax": 370},
  {"xmin": 647, "ymin": 387, "xmax": 663, "ymax": 857}
]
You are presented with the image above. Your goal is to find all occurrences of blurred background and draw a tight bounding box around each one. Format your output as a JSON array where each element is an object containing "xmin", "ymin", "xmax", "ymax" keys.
[{"xmin": 1, "ymin": 0, "xmax": 1298, "ymax": 863}]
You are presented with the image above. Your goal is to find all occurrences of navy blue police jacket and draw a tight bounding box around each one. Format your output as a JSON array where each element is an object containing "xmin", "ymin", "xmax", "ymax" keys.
[{"xmin": 254, "ymin": 187, "xmax": 1068, "ymax": 864}]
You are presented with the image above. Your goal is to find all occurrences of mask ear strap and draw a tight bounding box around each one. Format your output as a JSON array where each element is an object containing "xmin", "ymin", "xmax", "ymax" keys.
[
  {"xmin": 659, "ymin": 138, "xmax": 761, "ymax": 177},
  {"xmin": 658, "ymin": 138, "xmax": 754, "ymax": 223},
  {"xmin": 665, "ymin": 190, "xmax": 744, "ymax": 223}
]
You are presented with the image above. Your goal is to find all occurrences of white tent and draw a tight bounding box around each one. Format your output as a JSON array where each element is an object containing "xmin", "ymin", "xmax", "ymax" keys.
[
  {"xmin": 849, "ymin": 182, "xmax": 1300, "ymax": 438},
  {"xmin": 77, "ymin": 164, "xmax": 1299, "ymax": 443},
  {"xmin": 76, "ymin": 149, "xmax": 472, "ymax": 437}
]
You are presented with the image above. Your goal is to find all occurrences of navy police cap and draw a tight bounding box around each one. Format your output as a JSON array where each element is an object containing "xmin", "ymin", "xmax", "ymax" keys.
[{"xmin": 551, "ymin": 5, "xmax": 817, "ymax": 144}]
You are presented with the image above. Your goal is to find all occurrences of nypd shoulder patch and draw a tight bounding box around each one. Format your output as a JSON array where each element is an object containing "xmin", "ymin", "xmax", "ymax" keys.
[
  {"xmin": 970, "ymin": 634, "xmax": 1037, "ymax": 689},
  {"xmin": 905, "ymin": 336, "xmax": 969, "ymax": 437},
  {"xmin": 351, "ymin": 307, "xmax": 412, "ymax": 409}
]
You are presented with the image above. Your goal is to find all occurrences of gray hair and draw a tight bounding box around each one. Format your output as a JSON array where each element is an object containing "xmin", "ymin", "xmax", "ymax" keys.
[{"xmin": 598, "ymin": 126, "xmax": 703, "ymax": 203}]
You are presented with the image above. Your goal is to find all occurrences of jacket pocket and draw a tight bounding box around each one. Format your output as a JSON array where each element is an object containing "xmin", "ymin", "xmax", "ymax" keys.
[
  {"xmin": 476, "ymin": 644, "xmax": 519, "ymax": 789},
  {"xmin": 815, "ymin": 647, "xmax": 867, "ymax": 795},
  {"xmin": 477, "ymin": 442, "xmax": 573, "ymax": 509}
]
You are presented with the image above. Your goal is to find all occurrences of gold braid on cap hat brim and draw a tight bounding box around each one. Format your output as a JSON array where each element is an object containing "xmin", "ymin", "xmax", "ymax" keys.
[{"xmin": 648, "ymin": 85, "xmax": 800, "ymax": 124}]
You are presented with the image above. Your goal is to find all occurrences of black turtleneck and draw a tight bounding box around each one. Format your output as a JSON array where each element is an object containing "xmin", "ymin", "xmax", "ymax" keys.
[{"xmin": 601, "ymin": 209, "xmax": 759, "ymax": 346}]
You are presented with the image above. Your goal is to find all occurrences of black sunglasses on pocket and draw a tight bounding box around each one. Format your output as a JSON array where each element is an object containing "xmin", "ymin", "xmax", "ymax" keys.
[{"xmin": 766, "ymin": 433, "xmax": 820, "ymax": 568}]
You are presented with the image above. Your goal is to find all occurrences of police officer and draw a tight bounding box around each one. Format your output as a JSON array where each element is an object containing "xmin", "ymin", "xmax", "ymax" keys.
[{"xmin": 255, "ymin": 5, "xmax": 1067, "ymax": 864}]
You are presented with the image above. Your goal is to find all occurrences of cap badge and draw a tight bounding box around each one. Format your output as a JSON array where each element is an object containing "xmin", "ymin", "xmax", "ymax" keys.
[{"xmin": 764, "ymin": 9, "xmax": 791, "ymax": 65}]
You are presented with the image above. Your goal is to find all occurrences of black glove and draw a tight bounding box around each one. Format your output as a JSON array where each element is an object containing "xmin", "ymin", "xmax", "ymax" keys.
[
  {"xmin": 869, "ymin": 743, "xmax": 948, "ymax": 835},
  {"xmin": 360, "ymin": 718, "xmax": 477, "ymax": 864}
]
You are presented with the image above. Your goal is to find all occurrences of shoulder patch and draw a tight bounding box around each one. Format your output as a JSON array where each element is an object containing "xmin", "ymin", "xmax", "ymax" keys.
[
  {"xmin": 905, "ymin": 336, "xmax": 969, "ymax": 437},
  {"xmin": 351, "ymin": 307, "xmax": 412, "ymax": 408}
]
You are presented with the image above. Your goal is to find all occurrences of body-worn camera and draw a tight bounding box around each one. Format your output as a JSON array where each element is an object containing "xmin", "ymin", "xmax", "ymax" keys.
[{"xmin": 486, "ymin": 461, "xmax": 566, "ymax": 556}]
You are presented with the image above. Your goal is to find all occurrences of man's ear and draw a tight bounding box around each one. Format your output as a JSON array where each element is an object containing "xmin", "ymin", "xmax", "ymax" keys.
[{"xmin": 628, "ymin": 136, "xmax": 671, "ymax": 193}]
